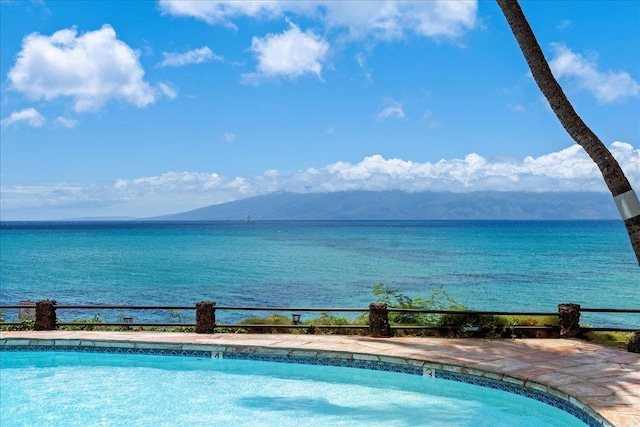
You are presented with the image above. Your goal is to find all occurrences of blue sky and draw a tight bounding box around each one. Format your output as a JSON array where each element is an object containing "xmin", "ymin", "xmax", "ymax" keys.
[{"xmin": 1, "ymin": 0, "xmax": 638, "ymax": 220}]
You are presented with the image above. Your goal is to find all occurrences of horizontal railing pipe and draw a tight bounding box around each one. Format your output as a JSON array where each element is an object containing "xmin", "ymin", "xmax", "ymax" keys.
[
  {"xmin": 580, "ymin": 326, "xmax": 639, "ymax": 333},
  {"xmin": 214, "ymin": 306, "xmax": 367, "ymax": 312},
  {"xmin": 215, "ymin": 324, "xmax": 368, "ymax": 329},
  {"xmin": 54, "ymin": 305, "xmax": 194, "ymax": 310},
  {"xmin": 388, "ymin": 309, "xmax": 558, "ymax": 316},
  {"xmin": 580, "ymin": 308, "xmax": 640, "ymax": 313},
  {"xmin": 56, "ymin": 322, "xmax": 195, "ymax": 327}
]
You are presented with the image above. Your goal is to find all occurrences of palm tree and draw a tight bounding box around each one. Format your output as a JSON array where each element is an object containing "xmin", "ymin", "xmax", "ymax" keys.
[{"xmin": 496, "ymin": 0, "xmax": 640, "ymax": 266}]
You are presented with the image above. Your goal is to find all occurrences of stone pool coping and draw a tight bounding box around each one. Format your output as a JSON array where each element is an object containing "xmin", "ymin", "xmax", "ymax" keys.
[{"xmin": 1, "ymin": 331, "xmax": 638, "ymax": 427}]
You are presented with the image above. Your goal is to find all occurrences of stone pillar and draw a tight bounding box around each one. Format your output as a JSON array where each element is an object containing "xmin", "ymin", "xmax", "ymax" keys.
[
  {"xmin": 558, "ymin": 303, "xmax": 581, "ymax": 338},
  {"xmin": 35, "ymin": 300, "xmax": 57, "ymax": 331},
  {"xmin": 628, "ymin": 331, "xmax": 640, "ymax": 353},
  {"xmin": 369, "ymin": 303, "xmax": 391, "ymax": 338},
  {"xmin": 195, "ymin": 301, "xmax": 216, "ymax": 334}
]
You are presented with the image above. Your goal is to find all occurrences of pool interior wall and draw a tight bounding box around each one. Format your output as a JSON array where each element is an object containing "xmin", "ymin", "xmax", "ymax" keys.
[{"xmin": 0, "ymin": 338, "xmax": 609, "ymax": 427}]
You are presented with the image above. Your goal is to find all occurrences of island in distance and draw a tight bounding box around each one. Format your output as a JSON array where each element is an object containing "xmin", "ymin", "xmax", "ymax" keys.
[{"xmin": 151, "ymin": 190, "xmax": 619, "ymax": 221}]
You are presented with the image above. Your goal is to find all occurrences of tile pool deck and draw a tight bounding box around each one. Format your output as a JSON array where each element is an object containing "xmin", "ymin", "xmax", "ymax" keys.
[{"xmin": 1, "ymin": 331, "xmax": 639, "ymax": 427}]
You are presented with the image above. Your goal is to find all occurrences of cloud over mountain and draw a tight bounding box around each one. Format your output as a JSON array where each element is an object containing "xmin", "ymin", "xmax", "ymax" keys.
[{"xmin": 1, "ymin": 142, "xmax": 637, "ymax": 219}]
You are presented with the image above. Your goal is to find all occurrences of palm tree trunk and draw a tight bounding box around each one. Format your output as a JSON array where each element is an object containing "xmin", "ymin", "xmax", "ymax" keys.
[{"xmin": 497, "ymin": 0, "xmax": 640, "ymax": 266}]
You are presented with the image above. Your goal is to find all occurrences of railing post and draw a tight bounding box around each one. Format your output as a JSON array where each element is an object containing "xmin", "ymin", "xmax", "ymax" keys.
[
  {"xmin": 558, "ymin": 303, "xmax": 581, "ymax": 338},
  {"xmin": 34, "ymin": 300, "xmax": 57, "ymax": 331},
  {"xmin": 628, "ymin": 331, "xmax": 640, "ymax": 353},
  {"xmin": 369, "ymin": 303, "xmax": 391, "ymax": 338},
  {"xmin": 195, "ymin": 301, "xmax": 216, "ymax": 334}
]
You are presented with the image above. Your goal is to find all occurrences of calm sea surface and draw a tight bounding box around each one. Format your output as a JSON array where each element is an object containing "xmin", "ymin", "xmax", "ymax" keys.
[{"xmin": 1, "ymin": 220, "xmax": 638, "ymax": 327}]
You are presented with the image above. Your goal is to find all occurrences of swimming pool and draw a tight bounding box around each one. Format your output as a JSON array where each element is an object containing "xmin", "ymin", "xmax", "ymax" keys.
[{"xmin": 1, "ymin": 348, "xmax": 596, "ymax": 427}]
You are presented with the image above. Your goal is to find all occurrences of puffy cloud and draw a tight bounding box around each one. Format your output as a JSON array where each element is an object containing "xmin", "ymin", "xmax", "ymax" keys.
[
  {"xmin": 242, "ymin": 21, "xmax": 329, "ymax": 83},
  {"xmin": 548, "ymin": 43, "xmax": 640, "ymax": 103},
  {"xmin": 158, "ymin": 1, "xmax": 478, "ymax": 41},
  {"xmin": 7, "ymin": 25, "xmax": 156, "ymax": 112},
  {"xmin": 157, "ymin": 46, "xmax": 223, "ymax": 67},
  {"xmin": 2, "ymin": 142, "xmax": 638, "ymax": 219},
  {"xmin": 378, "ymin": 98, "xmax": 405, "ymax": 119},
  {"xmin": 0, "ymin": 108, "xmax": 45, "ymax": 128}
]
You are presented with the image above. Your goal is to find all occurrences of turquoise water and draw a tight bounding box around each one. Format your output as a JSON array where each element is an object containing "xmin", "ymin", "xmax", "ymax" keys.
[
  {"xmin": 0, "ymin": 351, "xmax": 588, "ymax": 427},
  {"xmin": 0, "ymin": 220, "xmax": 638, "ymax": 327}
]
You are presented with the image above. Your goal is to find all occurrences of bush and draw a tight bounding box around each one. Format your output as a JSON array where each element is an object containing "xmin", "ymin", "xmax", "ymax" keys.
[
  {"xmin": 238, "ymin": 314, "xmax": 295, "ymax": 333},
  {"xmin": 371, "ymin": 283, "xmax": 464, "ymax": 325},
  {"xmin": 582, "ymin": 331, "xmax": 634, "ymax": 349}
]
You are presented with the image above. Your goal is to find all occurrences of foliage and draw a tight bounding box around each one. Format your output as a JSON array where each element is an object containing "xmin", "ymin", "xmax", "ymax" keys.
[
  {"xmin": 59, "ymin": 318, "xmax": 110, "ymax": 332},
  {"xmin": 239, "ymin": 314, "xmax": 292, "ymax": 325},
  {"xmin": 238, "ymin": 314, "xmax": 296, "ymax": 333},
  {"xmin": 371, "ymin": 283, "xmax": 465, "ymax": 325},
  {"xmin": 494, "ymin": 315, "xmax": 558, "ymax": 327},
  {"xmin": 582, "ymin": 331, "xmax": 634, "ymax": 349},
  {"xmin": 310, "ymin": 312, "xmax": 354, "ymax": 326},
  {"xmin": 1, "ymin": 318, "xmax": 35, "ymax": 331}
]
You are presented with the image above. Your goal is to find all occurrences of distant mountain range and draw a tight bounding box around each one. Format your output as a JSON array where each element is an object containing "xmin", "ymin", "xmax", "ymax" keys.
[{"xmin": 151, "ymin": 191, "xmax": 619, "ymax": 221}]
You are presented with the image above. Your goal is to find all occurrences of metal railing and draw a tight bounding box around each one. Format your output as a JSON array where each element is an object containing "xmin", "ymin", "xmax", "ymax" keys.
[
  {"xmin": 577, "ymin": 308, "xmax": 640, "ymax": 332},
  {"xmin": 0, "ymin": 302, "xmax": 638, "ymax": 334}
]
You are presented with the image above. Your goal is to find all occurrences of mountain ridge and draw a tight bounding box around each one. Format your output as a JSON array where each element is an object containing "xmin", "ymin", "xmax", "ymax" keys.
[{"xmin": 151, "ymin": 191, "xmax": 618, "ymax": 221}]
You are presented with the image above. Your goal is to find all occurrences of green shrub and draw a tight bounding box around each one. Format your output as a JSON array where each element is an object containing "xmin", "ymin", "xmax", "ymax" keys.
[
  {"xmin": 59, "ymin": 318, "xmax": 109, "ymax": 331},
  {"xmin": 371, "ymin": 283, "xmax": 464, "ymax": 325},
  {"xmin": 310, "ymin": 312, "xmax": 352, "ymax": 326},
  {"xmin": 238, "ymin": 314, "xmax": 294, "ymax": 333},
  {"xmin": 583, "ymin": 331, "xmax": 633, "ymax": 349},
  {"xmin": 1, "ymin": 318, "xmax": 35, "ymax": 331}
]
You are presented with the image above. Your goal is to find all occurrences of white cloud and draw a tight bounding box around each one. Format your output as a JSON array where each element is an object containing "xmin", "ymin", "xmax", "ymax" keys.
[
  {"xmin": 354, "ymin": 53, "xmax": 373, "ymax": 84},
  {"xmin": 2, "ymin": 142, "xmax": 638, "ymax": 219},
  {"xmin": 224, "ymin": 132, "xmax": 236, "ymax": 142},
  {"xmin": 7, "ymin": 25, "xmax": 156, "ymax": 112},
  {"xmin": 158, "ymin": 82, "xmax": 178, "ymax": 99},
  {"xmin": 158, "ymin": 1, "xmax": 478, "ymax": 41},
  {"xmin": 54, "ymin": 117, "xmax": 78, "ymax": 128},
  {"xmin": 378, "ymin": 98, "xmax": 405, "ymax": 119},
  {"xmin": 1, "ymin": 108, "xmax": 45, "ymax": 127},
  {"xmin": 322, "ymin": 1, "xmax": 478, "ymax": 40},
  {"xmin": 157, "ymin": 46, "xmax": 223, "ymax": 67},
  {"xmin": 158, "ymin": 1, "xmax": 285, "ymax": 28},
  {"xmin": 548, "ymin": 43, "xmax": 640, "ymax": 103},
  {"xmin": 508, "ymin": 104, "xmax": 525, "ymax": 113},
  {"xmin": 242, "ymin": 21, "xmax": 329, "ymax": 83},
  {"xmin": 556, "ymin": 19, "xmax": 572, "ymax": 31},
  {"xmin": 422, "ymin": 110, "xmax": 440, "ymax": 128}
]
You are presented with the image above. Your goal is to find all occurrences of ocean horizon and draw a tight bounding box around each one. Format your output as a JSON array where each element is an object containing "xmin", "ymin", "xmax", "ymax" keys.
[{"xmin": 1, "ymin": 220, "xmax": 638, "ymax": 328}]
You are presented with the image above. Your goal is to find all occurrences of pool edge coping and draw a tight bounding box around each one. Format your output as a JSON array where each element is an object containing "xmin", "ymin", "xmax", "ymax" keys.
[{"xmin": 1, "ymin": 336, "xmax": 612, "ymax": 427}]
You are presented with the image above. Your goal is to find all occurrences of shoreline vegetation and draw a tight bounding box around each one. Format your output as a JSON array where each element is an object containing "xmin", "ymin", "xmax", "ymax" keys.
[{"xmin": 1, "ymin": 285, "xmax": 632, "ymax": 349}]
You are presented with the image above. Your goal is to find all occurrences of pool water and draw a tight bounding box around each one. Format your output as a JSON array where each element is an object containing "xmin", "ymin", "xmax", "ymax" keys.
[{"xmin": 1, "ymin": 352, "xmax": 588, "ymax": 427}]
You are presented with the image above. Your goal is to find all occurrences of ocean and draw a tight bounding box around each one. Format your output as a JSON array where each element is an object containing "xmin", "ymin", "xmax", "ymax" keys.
[{"xmin": 0, "ymin": 220, "xmax": 638, "ymax": 328}]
